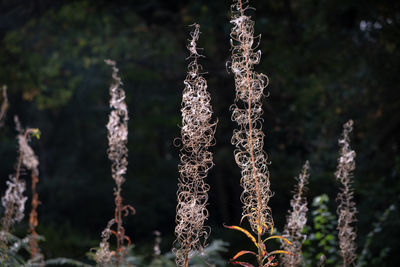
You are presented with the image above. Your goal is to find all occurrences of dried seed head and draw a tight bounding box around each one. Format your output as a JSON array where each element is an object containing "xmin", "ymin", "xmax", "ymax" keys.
[
  {"xmin": 95, "ymin": 219, "xmax": 116, "ymax": 264},
  {"xmin": 281, "ymin": 161, "xmax": 310, "ymax": 267},
  {"xmin": 173, "ymin": 24, "xmax": 216, "ymax": 267},
  {"xmin": 230, "ymin": 0, "xmax": 273, "ymax": 233},
  {"xmin": 96, "ymin": 60, "xmax": 133, "ymax": 265},
  {"xmin": 335, "ymin": 120, "xmax": 357, "ymax": 266},
  {"xmin": 1, "ymin": 121, "xmax": 40, "ymax": 234},
  {"xmin": 105, "ymin": 59, "xmax": 128, "ymax": 187},
  {"xmin": 17, "ymin": 133, "xmax": 39, "ymax": 177},
  {"xmin": 1, "ymin": 176, "xmax": 28, "ymax": 231}
]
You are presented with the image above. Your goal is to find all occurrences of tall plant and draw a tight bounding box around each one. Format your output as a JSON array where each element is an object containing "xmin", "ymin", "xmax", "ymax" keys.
[
  {"xmin": 335, "ymin": 120, "xmax": 357, "ymax": 267},
  {"xmin": 1, "ymin": 116, "xmax": 41, "ymax": 264},
  {"xmin": 15, "ymin": 118, "xmax": 44, "ymax": 264},
  {"xmin": 225, "ymin": 0, "xmax": 291, "ymax": 266},
  {"xmin": 95, "ymin": 60, "xmax": 135, "ymax": 266},
  {"xmin": 173, "ymin": 24, "xmax": 217, "ymax": 267}
]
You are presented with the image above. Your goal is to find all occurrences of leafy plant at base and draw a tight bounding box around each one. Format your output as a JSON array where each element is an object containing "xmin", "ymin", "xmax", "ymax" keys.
[
  {"xmin": 357, "ymin": 204, "xmax": 396, "ymax": 267},
  {"xmin": 224, "ymin": 224, "xmax": 292, "ymax": 267},
  {"xmin": 302, "ymin": 194, "xmax": 338, "ymax": 266}
]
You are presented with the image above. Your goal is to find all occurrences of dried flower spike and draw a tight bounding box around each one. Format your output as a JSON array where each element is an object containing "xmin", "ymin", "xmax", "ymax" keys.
[
  {"xmin": 1, "ymin": 121, "xmax": 42, "ymax": 266},
  {"xmin": 96, "ymin": 60, "xmax": 134, "ymax": 266},
  {"xmin": 281, "ymin": 161, "xmax": 310, "ymax": 267},
  {"xmin": 226, "ymin": 1, "xmax": 289, "ymax": 266},
  {"xmin": 230, "ymin": 0, "xmax": 273, "ymax": 236},
  {"xmin": 17, "ymin": 125, "xmax": 44, "ymax": 264},
  {"xmin": 336, "ymin": 120, "xmax": 357, "ymax": 267},
  {"xmin": 1, "ymin": 121, "xmax": 39, "ymax": 231},
  {"xmin": 173, "ymin": 24, "xmax": 216, "ymax": 267},
  {"xmin": 1, "ymin": 176, "xmax": 28, "ymax": 233}
]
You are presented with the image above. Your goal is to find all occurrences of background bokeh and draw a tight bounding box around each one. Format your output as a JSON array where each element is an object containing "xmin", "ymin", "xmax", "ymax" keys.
[{"xmin": 0, "ymin": 0, "xmax": 399, "ymax": 265}]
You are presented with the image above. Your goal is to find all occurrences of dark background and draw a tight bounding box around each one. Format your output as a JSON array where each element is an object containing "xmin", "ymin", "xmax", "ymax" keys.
[{"xmin": 0, "ymin": 0, "xmax": 399, "ymax": 265}]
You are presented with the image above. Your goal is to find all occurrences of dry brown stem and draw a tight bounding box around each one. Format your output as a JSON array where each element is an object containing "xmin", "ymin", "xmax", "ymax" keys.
[{"xmin": 1, "ymin": 122, "xmax": 44, "ymax": 264}]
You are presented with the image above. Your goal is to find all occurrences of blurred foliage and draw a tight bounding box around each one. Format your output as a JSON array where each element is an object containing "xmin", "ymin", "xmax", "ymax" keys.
[
  {"xmin": 104, "ymin": 239, "xmax": 229, "ymax": 267},
  {"xmin": 357, "ymin": 204, "xmax": 396, "ymax": 267},
  {"xmin": 0, "ymin": 0, "xmax": 399, "ymax": 265},
  {"xmin": 303, "ymin": 194, "xmax": 338, "ymax": 266}
]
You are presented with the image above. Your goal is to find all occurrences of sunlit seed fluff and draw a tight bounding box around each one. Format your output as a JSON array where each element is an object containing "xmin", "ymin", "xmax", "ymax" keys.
[
  {"xmin": 96, "ymin": 59, "xmax": 131, "ymax": 265},
  {"xmin": 229, "ymin": 0, "xmax": 273, "ymax": 233},
  {"xmin": 105, "ymin": 59, "xmax": 128, "ymax": 186},
  {"xmin": 1, "ymin": 121, "xmax": 40, "ymax": 233},
  {"xmin": 281, "ymin": 161, "xmax": 310, "ymax": 267},
  {"xmin": 96, "ymin": 219, "xmax": 116, "ymax": 264},
  {"xmin": 1, "ymin": 176, "xmax": 27, "ymax": 232},
  {"xmin": 335, "ymin": 120, "xmax": 357, "ymax": 267},
  {"xmin": 173, "ymin": 24, "xmax": 216, "ymax": 267},
  {"xmin": 18, "ymin": 134, "xmax": 39, "ymax": 177}
]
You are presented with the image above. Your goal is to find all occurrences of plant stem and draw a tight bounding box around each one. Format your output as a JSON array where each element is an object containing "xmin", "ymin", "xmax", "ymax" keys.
[
  {"xmin": 238, "ymin": 1, "xmax": 264, "ymax": 266},
  {"xmin": 28, "ymin": 173, "xmax": 39, "ymax": 259},
  {"xmin": 115, "ymin": 185, "xmax": 123, "ymax": 267}
]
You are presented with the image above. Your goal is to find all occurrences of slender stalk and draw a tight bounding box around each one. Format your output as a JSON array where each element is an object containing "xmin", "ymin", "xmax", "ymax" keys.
[
  {"xmin": 237, "ymin": 2, "xmax": 263, "ymax": 265},
  {"xmin": 281, "ymin": 162, "xmax": 310, "ymax": 267},
  {"xmin": 1, "ymin": 127, "xmax": 38, "ymax": 233},
  {"xmin": 335, "ymin": 120, "xmax": 357, "ymax": 267},
  {"xmin": 95, "ymin": 60, "xmax": 134, "ymax": 266},
  {"xmin": 28, "ymin": 173, "xmax": 40, "ymax": 260},
  {"xmin": 229, "ymin": 0, "xmax": 274, "ymax": 265},
  {"xmin": 16, "ymin": 125, "xmax": 42, "ymax": 263}
]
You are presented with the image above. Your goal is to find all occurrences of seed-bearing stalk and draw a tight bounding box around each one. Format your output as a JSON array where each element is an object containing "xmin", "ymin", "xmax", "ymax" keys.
[
  {"xmin": 173, "ymin": 24, "xmax": 216, "ymax": 267},
  {"xmin": 230, "ymin": 0, "xmax": 272, "ymax": 241},
  {"xmin": 227, "ymin": 0, "xmax": 289, "ymax": 266},
  {"xmin": 336, "ymin": 120, "xmax": 357, "ymax": 267},
  {"xmin": 281, "ymin": 161, "xmax": 310, "ymax": 267},
  {"xmin": 1, "ymin": 118, "xmax": 43, "ymax": 265},
  {"xmin": 96, "ymin": 60, "xmax": 134, "ymax": 266}
]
